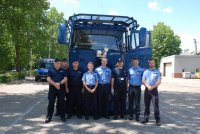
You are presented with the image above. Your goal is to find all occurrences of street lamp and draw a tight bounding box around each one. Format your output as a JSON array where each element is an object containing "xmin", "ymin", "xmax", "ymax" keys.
[{"xmin": 193, "ymin": 39, "xmax": 197, "ymax": 55}]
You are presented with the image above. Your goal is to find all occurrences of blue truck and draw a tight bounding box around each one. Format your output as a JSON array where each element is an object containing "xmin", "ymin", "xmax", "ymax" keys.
[
  {"xmin": 58, "ymin": 14, "xmax": 152, "ymax": 71},
  {"xmin": 34, "ymin": 58, "xmax": 55, "ymax": 81}
]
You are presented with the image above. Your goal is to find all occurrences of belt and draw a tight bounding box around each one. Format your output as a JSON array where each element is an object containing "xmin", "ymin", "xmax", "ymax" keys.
[
  {"xmin": 87, "ymin": 85, "xmax": 95, "ymax": 87},
  {"xmin": 130, "ymin": 84, "xmax": 141, "ymax": 88},
  {"xmin": 99, "ymin": 83, "xmax": 109, "ymax": 86}
]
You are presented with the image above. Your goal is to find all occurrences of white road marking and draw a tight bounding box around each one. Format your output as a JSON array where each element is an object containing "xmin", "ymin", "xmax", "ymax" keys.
[{"xmin": 1, "ymin": 94, "xmax": 47, "ymax": 134}]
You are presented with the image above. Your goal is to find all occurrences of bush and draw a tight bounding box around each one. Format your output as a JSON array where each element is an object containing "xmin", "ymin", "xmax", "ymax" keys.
[{"xmin": 0, "ymin": 72, "xmax": 26, "ymax": 83}]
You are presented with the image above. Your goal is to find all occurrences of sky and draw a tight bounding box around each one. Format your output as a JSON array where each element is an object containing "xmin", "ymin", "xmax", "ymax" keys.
[{"xmin": 49, "ymin": 0, "xmax": 200, "ymax": 52}]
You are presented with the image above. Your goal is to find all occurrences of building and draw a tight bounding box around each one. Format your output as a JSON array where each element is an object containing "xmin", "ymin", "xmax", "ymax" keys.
[{"xmin": 160, "ymin": 55, "xmax": 200, "ymax": 78}]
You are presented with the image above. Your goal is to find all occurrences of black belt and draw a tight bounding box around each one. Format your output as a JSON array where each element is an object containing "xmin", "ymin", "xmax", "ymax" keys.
[
  {"xmin": 87, "ymin": 85, "xmax": 95, "ymax": 88},
  {"xmin": 130, "ymin": 84, "xmax": 141, "ymax": 88},
  {"xmin": 99, "ymin": 83, "xmax": 109, "ymax": 86}
]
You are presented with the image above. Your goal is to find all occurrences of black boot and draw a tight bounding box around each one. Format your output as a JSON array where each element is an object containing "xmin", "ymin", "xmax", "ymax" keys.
[{"xmin": 141, "ymin": 118, "xmax": 148, "ymax": 124}]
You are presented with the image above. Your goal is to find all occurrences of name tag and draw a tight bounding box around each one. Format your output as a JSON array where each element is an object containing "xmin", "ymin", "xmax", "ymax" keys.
[{"xmin": 120, "ymin": 78, "xmax": 124, "ymax": 80}]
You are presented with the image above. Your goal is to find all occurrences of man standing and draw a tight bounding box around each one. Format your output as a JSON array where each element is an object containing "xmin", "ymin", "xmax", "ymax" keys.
[
  {"xmin": 67, "ymin": 60, "xmax": 83, "ymax": 119},
  {"xmin": 111, "ymin": 58, "xmax": 127, "ymax": 120},
  {"xmin": 141, "ymin": 58, "xmax": 161, "ymax": 126},
  {"xmin": 95, "ymin": 58, "xmax": 111, "ymax": 119},
  {"xmin": 55, "ymin": 58, "xmax": 69, "ymax": 116},
  {"xmin": 128, "ymin": 57, "xmax": 144, "ymax": 121},
  {"xmin": 45, "ymin": 58, "xmax": 67, "ymax": 123}
]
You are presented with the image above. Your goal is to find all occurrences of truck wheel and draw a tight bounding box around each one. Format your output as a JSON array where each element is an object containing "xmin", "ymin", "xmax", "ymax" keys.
[{"xmin": 35, "ymin": 76, "xmax": 39, "ymax": 81}]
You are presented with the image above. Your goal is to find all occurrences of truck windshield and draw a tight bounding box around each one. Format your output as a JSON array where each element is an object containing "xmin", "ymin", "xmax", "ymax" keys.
[
  {"xmin": 39, "ymin": 62, "xmax": 54, "ymax": 69},
  {"xmin": 72, "ymin": 28, "xmax": 124, "ymax": 51},
  {"xmin": 74, "ymin": 35, "xmax": 118, "ymax": 51}
]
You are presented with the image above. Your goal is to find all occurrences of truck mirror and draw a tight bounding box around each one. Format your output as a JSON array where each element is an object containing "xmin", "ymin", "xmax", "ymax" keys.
[
  {"xmin": 57, "ymin": 23, "xmax": 67, "ymax": 44},
  {"xmin": 139, "ymin": 27, "xmax": 147, "ymax": 47}
]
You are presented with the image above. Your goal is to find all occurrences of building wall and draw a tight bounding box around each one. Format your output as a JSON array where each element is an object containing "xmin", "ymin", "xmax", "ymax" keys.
[
  {"xmin": 160, "ymin": 55, "xmax": 200, "ymax": 78},
  {"xmin": 174, "ymin": 55, "xmax": 200, "ymax": 73}
]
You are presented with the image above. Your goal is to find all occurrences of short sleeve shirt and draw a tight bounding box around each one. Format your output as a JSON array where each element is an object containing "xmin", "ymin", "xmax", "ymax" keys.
[
  {"xmin": 142, "ymin": 68, "xmax": 161, "ymax": 86},
  {"xmin": 48, "ymin": 68, "xmax": 67, "ymax": 83},
  {"xmin": 112, "ymin": 67, "xmax": 127, "ymax": 87},
  {"xmin": 95, "ymin": 66, "xmax": 111, "ymax": 84},
  {"xmin": 68, "ymin": 68, "xmax": 83, "ymax": 88},
  {"xmin": 128, "ymin": 66, "xmax": 144, "ymax": 86},
  {"xmin": 82, "ymin": 71, "xmax": 99, "ymax": 86}
]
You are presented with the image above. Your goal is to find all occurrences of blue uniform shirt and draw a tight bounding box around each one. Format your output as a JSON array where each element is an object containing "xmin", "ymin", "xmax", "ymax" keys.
[
  {"xmin": 67, "ymin": 68, "xmax": 83, "ymax": 88},
  {"xmin": 48, "ymin": 68, "xmax": 67, "ymax": 83},
  {"xmin": 95, "ymin": 66, "xmax": 111, "ymax": 84},
  {"xmin": 112, "ymin": 67, "xmax": 127, "ymax": 87},
  {"xmin": 82, "ymin": 71, "xmax": 99, "ymax": 86},
  {"xmin": 128, "ymin": 66, "xmax": 144, "ymax": 86},
  {"xmin": 142, "ymin": 68, "xmax": 161, "ymax": 86}
]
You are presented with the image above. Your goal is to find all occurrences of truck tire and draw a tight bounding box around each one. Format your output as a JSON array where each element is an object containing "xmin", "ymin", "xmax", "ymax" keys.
[{"xmin": 35, "ymin": 76, "xmax": 39, "ymax": 81}]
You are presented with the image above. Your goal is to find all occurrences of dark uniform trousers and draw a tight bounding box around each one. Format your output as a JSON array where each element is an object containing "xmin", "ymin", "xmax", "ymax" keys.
[
  {"xmin": 144, "ymin": 88, "xmax": 160, "ymax": 121},
  {"xmin": 97, "ymin": 84, "xmax": 110, "ymax": 117},
  {"xmin": 47, "ymin": 85, "xmax": 65, "ymax": 119},
  {"xmin": 128, "ymin": 85, "xmax": 141, "ymax": 117},
  {"xmin": 84, "ymin": 85, "xmax": 97, "ymax": 117},
  {"xmin": 56, "ymin": 86, "xmax": 68, "ymax": 115},
  {"xmin": 68, "ymin": 86, "xmax": 82, "ymax": 116},
  {"xmin": 113, "ymin": 86, "xmax": 126, "ymax": 116}
]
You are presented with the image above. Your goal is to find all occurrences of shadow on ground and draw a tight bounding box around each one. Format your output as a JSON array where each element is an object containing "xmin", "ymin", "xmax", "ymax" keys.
[{"xmin": 0, "ymin": 87, "xmax": 200, "ymax": 134}]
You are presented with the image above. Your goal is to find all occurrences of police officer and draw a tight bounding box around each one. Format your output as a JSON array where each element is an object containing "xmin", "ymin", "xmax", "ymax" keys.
[
  {"xmin": 95, "ymin": 58, "xmax": 111, "ymax": 119},
  {"xmin": 82, "ymin": 62, "xmax": 98, "ymax": 120},
  {"xmin": 67, "ymin": 60, "xmax": 83, "ymax": 119},
  {"xmin": 128, "ymin": 57, "xmax": 144, "ymax": 121},
  {"xmin": 55, "ymin": 58, "xmax": 69, "ymax": 116},
  {"xmin": 141, "ymin": 58, "xmax": 161, "ymax": 126},
  {"xmin": 111, "ymin": 58, "xmax": 127, "ymax": 120},
  {"xmin": 45, "ymin": 58, "xmax": 67, "ymax": 123}
]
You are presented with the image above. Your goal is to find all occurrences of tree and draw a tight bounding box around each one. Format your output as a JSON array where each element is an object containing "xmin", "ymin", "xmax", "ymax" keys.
[
  {"xmin": 152, "ymin": 22, "xmax": 182, "ymax": 67},
  {"xmin": 0, "ymin": 0, "xmax": 50, "ymax": 72},
  {"xmin": 46, "ymin": 7, "xmax": 68, "ymax": 59}
]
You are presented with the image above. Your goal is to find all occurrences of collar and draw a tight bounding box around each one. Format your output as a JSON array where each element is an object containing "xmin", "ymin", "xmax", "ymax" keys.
[
  {"xmin": 54, "ymin": 67, "xmax": 61, "ymax": 71},
  {"xmin": 149, "ymin": 68, "xmax": 156, "ymax": 71},
  {"xmin": 101, "ymin": 66, "xmax": 107, "ymax": 69},
  {"xmin": 132, "ymin": 66, "xmax": 139, "ymax": 69},
  {"xmin": 87, "ymin": 71, "xmax": 93, "ymax": 74}
]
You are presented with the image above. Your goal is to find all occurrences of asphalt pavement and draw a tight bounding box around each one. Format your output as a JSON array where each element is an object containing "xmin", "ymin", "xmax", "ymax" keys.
[{"xmin": 0, "ymin": 77, "xmax": 200, "ymax": 134}]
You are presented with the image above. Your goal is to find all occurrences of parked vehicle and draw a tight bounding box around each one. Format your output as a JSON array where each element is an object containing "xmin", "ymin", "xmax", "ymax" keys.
[{"xmin": 35, "ymin": 58, "xmax": 54, "ymax": 81}]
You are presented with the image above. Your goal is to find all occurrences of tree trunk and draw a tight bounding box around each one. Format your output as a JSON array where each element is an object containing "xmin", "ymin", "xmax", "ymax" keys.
[{"xmin": 15, "ymin": 42, "xmax": 21, "ymax": 72}]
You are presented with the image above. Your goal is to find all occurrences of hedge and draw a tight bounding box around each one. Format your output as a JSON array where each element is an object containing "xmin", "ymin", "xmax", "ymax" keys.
[{"xmin": 0, "ymin": 72, "xmax": 26, "ymax": 83}]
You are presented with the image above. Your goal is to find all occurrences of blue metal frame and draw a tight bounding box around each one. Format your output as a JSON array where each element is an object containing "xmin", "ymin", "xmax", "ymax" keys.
[{"xmin": 62, "ymin": 13, "xmax": 152, "ymax": 70}]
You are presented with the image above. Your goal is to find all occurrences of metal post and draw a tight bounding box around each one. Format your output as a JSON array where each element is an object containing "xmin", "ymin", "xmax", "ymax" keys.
[
  {"xmin": 30, "ymin": 47, "xmax": 32, "ymax": 76},
  {"xmin": 48, "ymin": 41, "xmax": 51, "ymax": 58},
  {"xmin": 194, "ymin": 39, "xmax": 197, "ymax": 55}
]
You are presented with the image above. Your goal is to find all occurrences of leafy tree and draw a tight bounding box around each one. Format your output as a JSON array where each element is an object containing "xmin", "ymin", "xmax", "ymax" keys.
[
  {"xmin": 152, "ymin": 22, "xmax": 182, "ymax": 67},
  {"xmin": 0, "ymin": 0, "xmax": 50, "ymax": 72},
  {"xmin": 46, "ymin": 7, "xmax": 68, "ymax": 59}
]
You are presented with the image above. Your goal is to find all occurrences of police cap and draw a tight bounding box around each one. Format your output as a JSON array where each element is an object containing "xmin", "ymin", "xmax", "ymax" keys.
[
  {"xmin": 54, "ymin": 58, "xmax": 61, "ymax": 62},
  {"xmin": 117, "ymin": 58, "xmax": 123, "ymax": 62}
]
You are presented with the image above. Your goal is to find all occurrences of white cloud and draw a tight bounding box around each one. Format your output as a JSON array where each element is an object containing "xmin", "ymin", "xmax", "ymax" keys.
[
  {"xmin": 108, "ymin": 10, "xmax": 119, "ymax": 15},
  {"xmin": 63, "ymin": 0, "xmax": 80, "ymax": 6},
  {"xmin": 148, "ymin": 1, "xmax": 159, "ymax": 10},
  {"xmin": 163, "ymin": 7, "xmax": 173, "ymax": 13},
  {"xmin": 148, "ymin": 1, "xmax": 173, "ymax": 14}
]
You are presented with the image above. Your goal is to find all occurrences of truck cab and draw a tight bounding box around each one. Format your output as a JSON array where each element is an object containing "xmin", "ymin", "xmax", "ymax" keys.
[
  {"xmin": 58, "ymin": 14, "xmax": 152, "ymax": 71},
  {"xmin": 35, "ymin": 58, "xmax": 55, "ymax": 81}
]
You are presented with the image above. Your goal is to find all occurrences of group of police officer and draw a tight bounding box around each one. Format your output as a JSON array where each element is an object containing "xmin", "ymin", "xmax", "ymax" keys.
[{"xmin": 45, "ymin": 57, "xmax": 161, "ymax": 126}]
